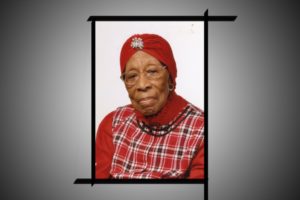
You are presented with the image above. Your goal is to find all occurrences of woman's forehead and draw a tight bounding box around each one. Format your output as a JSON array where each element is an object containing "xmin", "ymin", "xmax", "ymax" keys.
[{"xmin": 125, "ymin": 51, "xmax": 161, "ymax": 70}]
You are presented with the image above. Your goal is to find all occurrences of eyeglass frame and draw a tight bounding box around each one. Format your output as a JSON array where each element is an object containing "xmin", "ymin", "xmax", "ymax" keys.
[{"xmin": 120, "ymin": 64, "xmax": 168, "ymax": 86}]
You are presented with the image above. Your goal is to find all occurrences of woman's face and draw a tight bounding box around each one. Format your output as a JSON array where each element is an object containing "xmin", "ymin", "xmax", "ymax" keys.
[{"xmin": 123, "ymin": 51, "xmax": 171, "ymax": 116}]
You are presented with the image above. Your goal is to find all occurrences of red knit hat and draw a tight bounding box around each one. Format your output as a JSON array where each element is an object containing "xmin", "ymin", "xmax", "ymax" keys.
[{"xmin": 120, "ymin": 34, "xmax": 177, "ymax": 86}]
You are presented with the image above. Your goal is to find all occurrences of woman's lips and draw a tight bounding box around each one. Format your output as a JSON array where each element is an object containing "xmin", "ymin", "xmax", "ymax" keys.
[{"xmin": 138, "ymin": 97, "xmax": 156, "ymax": 107}]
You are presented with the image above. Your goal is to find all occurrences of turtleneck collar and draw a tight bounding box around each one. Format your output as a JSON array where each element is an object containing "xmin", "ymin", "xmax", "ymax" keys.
[{"xmin": 134, "ymin": 92, "xmax": 188, "ymax": 126}]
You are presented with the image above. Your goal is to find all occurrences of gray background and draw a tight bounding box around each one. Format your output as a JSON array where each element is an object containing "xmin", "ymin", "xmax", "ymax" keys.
[{"xmin": 1, "ymin": 0, "xmax": 299, "ymax": 200}]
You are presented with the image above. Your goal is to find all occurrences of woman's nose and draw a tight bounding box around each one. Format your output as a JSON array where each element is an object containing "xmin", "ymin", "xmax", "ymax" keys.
[{"xmin": 136, "ymin": 73, "xmax": 151, "ymax": 91}]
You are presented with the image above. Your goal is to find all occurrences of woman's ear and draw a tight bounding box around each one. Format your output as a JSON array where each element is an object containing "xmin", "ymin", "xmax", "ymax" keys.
[{"xmin": 168, "ymin": 77, "xmax": 174, "ymax": 91}]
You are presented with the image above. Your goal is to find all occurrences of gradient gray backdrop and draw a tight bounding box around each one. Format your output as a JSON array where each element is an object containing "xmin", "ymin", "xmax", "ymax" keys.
[{"xmin": 1, "ymin": 0, "xmax": 299, "ymax": 200}]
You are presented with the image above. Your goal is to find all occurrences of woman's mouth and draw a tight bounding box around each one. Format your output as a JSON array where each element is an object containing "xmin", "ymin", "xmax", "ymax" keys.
[{"xmin": 138, "ymin": 97, "xmax": 156, "ymax": 107}]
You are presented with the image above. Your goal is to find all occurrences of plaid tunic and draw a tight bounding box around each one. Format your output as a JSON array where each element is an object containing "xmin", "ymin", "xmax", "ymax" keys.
[{"xmin": 110, "ymin": 103, "xmax": 204, "ymax": 179}]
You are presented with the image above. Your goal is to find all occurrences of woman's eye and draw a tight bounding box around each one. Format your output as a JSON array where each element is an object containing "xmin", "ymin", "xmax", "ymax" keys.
[
  {"xmin": 127, "ymin": 73, "xmax": 138, "ymax": 80},
  {"xmin": 147, "ymin": 70, "xmax": 158, "ymax": 75}
]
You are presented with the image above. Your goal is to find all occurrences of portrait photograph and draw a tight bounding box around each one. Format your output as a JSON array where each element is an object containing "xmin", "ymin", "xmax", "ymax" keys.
[{"xmin": 94, "ymin": 19, "xmax": 206, "ymax": 181}]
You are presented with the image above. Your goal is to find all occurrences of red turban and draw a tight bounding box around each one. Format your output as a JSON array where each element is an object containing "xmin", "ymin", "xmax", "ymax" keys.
[{"xmin": 120, "ymin": 34, "xmax": 177, "ymax": 86}]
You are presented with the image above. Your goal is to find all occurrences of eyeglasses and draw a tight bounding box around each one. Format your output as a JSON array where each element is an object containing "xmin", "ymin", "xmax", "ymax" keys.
[{"xmin": 120, "ymin": 65, "xmax": 167, "ymax": 86}]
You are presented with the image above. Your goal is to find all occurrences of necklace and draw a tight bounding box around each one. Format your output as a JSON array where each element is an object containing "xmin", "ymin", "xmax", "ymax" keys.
[{"xmin": 136, "ymin": 105, "xmax": 193, "ymax": 137}]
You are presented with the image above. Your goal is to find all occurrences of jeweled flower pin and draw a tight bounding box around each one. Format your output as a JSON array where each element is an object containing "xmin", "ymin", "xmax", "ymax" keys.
[{"xmin": 131, "ymin": 37, "xmax": 144, "ymax": 49}]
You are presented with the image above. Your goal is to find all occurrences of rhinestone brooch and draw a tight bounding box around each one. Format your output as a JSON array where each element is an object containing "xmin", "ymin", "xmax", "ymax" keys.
[{"xmin": 131, "ymin": 37, "xmax": 144, "ymax": 49}]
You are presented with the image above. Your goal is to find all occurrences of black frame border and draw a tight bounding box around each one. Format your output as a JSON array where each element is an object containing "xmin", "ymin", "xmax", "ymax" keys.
[{"xmin": 74, "ymin": 10, "xmax": 237, "ymax": 200}]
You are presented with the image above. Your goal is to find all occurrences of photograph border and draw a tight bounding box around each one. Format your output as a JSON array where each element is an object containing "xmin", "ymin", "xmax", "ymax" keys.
[{"xmin": 74, "ymin": 10, "xmax": 237, "ymax": 200}]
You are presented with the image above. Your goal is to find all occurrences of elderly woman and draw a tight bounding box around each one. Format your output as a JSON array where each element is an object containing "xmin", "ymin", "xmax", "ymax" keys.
[{"xmin": 96, "ymin": 34, "xmax": 204, "ymax": 179}]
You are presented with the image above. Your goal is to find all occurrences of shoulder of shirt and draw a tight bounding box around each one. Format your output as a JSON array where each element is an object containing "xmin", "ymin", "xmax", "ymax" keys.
[
  {"xmin": 186, "ymin": 103, "xmax": 205, "ymax": 136},
  {"xmin": 113, "ymin": 104, "xmax": 135, "ymax": 124},
  {"xmin": 187, "ymin": 103, "xmax": 204, "ymax": 117},
  {"xmin": 114, "ymin": 104, "xmax": 135, "ymax": 117},
  {"xmin": 98, "ymin": 111, "xmax": 114, "ymax": 133},
  {"xmin": 98, "ymin": 105, "xmax": 134, "ymax": 134}
]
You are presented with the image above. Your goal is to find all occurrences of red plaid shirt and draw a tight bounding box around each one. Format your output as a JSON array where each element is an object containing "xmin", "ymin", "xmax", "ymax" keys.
[{"xmin": 96, "ymin": 104, "xmax": 204, "ymax": 179}]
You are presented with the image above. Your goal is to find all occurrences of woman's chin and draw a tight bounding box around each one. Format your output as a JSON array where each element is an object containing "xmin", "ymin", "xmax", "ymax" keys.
[{"xmin": 139, "ymin": 107, "xmax": 158, "ymax": 117}]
